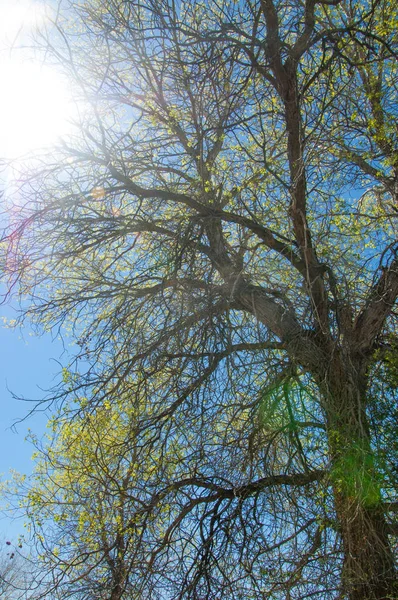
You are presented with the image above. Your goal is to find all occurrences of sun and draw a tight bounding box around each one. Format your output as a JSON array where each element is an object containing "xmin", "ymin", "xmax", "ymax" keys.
[
  {"xmin": 0, "ymin": 0, "xmax": 77, "ymax": 158},
  {"xmin": 0, "ymin": 58, "xmax": 76, "ymax": 157}
]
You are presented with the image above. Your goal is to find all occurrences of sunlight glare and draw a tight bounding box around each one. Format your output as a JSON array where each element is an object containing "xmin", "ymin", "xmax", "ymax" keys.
[
  {"xmin": 0, "ymin": 58, "xmax": 76, "ymax": 157},
  {"xmin": 0, "ymin": 0, "xmax": 46, "ymax": 45},
  {"xmin": 0, "ymin": 1, "xmax": 77, "ymax": 157}
]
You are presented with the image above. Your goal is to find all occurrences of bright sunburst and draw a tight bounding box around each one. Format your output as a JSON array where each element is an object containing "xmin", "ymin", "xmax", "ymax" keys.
[{"xmin": 0, "ymin": 0, "xmax": 76, "ymax": 158}]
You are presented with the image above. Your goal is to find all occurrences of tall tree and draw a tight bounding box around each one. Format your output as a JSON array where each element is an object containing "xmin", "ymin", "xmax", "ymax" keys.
[{"xmin": 2, "ymin": 0, "xmax": 398, "ymax": 598}]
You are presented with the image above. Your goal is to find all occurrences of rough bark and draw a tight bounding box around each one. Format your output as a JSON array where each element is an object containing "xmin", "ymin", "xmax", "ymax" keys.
[
  {"xmin": 320, "ymin": 351, "xmax": 397, "ymax": 600},
  {"xmin": 235, "ymin": 280, "xmax": 397, "ymax": 598},
  {"xmin": 256, "ymin": 2, "xmax": 398, "ymax": 595}
]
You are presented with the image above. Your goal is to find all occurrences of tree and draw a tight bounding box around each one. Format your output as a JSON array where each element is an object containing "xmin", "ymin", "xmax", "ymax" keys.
[
  {"xmin": 0, "ymin": 540, "xmax": 35, "ymax": 599},
  {"xmin": 2, "ymin": 0, "xmax": 398, "ymax": 598},
  {"xmin": 15, "ymin": 399, "xmax": 155, "ymax": 600}
]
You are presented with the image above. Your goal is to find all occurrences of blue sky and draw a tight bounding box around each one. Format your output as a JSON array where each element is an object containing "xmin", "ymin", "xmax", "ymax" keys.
[{"xmin": 0, "ymin": 303, "xmax": 67, "ymax": 541}]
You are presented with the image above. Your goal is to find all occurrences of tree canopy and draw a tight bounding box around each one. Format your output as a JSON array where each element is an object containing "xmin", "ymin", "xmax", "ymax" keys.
[{"xmin": 2, "ymin": 0, "xmax": 398, "ymax": 598}]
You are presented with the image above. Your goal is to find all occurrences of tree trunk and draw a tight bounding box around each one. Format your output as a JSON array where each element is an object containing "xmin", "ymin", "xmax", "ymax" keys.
[
  {"xmin": 334, "ymin": 489, "xmax": 396, "ymax": 600},
  {"xmin": 321, "ymin": 352, "xmax": 397, "ymax": 600}
]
